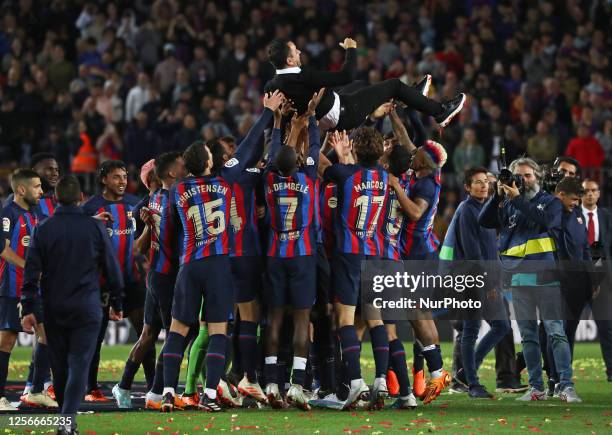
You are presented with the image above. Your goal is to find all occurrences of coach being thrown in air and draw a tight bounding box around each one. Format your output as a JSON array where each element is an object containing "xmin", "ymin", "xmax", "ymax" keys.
[
  {"xmin": 20, "ymin": 175, "xmax": 124, "ymax": 435},
  {"xmin": 265, "ymin": 38, "xmax": 465, "ymax": 131}
]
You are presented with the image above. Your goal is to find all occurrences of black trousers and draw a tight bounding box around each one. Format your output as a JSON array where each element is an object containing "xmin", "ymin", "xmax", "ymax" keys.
[
  {"xmin": 88, "ymin": 305, "xmax": 110, "ymax": 391},
  {"xmin": 451, "ymin": 320, "xmax": 463, "ymax": 377},
  {"xmin": 495, "ymin": 328, "xmax": 518, "ymax": 386},
  {"xmin": 46, "ymin": 316, "xmax": 101, "ymax": 418},
  {"xmin": 335, "ymin": 78, "xmax": 443, "ymax": 131}
]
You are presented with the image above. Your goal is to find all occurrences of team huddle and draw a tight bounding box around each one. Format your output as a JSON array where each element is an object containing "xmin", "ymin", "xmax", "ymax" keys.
[{"xmin": 0, "ymin": 37, "xmax": 469, "ymax": 418}]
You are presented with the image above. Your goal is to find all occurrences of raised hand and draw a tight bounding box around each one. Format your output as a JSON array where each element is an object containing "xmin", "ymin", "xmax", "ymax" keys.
[
  {"xmin": 371, "ymin": 100, "xmax": 395, "ymax": 120},
  {"xmin": 329, "ymin": 130, "xmax": 351, "ymax": 157},
  {"xmin": 306, "ymin": 88, "xmax": 325, "ymax": 116},
  {"xmin": 263, "ymin": 90, "xmax": 285, "ymax": 112},
  {"xmin": 339, "ymin": 37, "xmax": 357, "ymax": 49}
]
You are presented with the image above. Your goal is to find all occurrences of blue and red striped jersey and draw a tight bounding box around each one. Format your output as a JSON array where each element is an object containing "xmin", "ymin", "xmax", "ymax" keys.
[
  {"xmin": 0, "ymin": 202, "xmax": 38, "ymax": 297},
  {"xmin": 263, "ymin": 115, "xmax": 321, "ymax": 257},
  {"xmin": 378, "ymin": 174, "xmax": 411, "ymax": 260},
  {"xmin": 222, "ymin": 167, "xmax": 262, "ymax": 257},
  {"xmin": 82, "ymin": 194, "xmax": 140, "ymax": 283},
  {"xmin": 324, "ymin": 164, "xmax": 389, "ymax": 256},
  {"xmin": 34, "ymin": 193, "xmax": 57, "ymax": 219},
  {"xmin": 320, "ymin": 182, "xmax": 338, "ymax": 257},
  {"xmin": 148, "ymin": 188, "xmax": 178, "ymax": 274},
  {"xmin": 171, "ymin": 176, "xmax": 232, "ymax": 264},
  {"xmin": 265, "ymin": 171, "xmax": 317, "ymax": 257},
  {"xmin": 401, "ymin": 170, "xmax": 441, "ymax": 259}
]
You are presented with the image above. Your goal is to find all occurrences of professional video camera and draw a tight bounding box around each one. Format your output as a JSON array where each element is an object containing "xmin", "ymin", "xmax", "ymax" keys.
[
  {"xmin": 497, "ymin": 146, "xmax": 524, "ymax": 194},
  {"xmin": 541, "ymin": 164, "xmax": 565, "ymax": 193}
]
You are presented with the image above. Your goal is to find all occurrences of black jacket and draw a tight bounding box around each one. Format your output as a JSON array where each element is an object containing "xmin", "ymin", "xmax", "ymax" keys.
[
  {"xmin": 264, "ymin": 48, "xmax": 357, "ymax": 118},
  {"xmin": 20, "ymin": 205, "xmax": 124, "ymax": 324}
]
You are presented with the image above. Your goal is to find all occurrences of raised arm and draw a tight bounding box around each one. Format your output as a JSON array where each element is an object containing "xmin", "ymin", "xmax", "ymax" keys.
[
  {"xmin": 305, "ymin": 115, "xmax": 321, "ymax": 179},
  {"xmin": 389, "ymin": 107, "xmax": 416, "ymax": 152},
  {"xmin": 302, "ymin": 39, "xmax": 357, "ymax": 87},
  {"xmin": 233, "ymin": 90, "xmax": 285, "ymax": 170}
]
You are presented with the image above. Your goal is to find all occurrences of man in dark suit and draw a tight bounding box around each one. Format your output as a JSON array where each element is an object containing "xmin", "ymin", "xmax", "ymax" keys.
[
  {"xmin": 264, "ymin": 38, "xmax": 465, "ymax": 131},
  {"xmin": 20, "ymin": 175, "xmax": 124, "ymax": 434},
  {"xmin": 580, "ymin": 178, "xmax": 612, "ymax": 381}
]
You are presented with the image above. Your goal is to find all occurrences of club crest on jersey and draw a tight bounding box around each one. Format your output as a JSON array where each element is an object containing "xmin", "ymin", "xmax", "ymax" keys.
[
  {"xmin": 246, "ymin": 167, "xmax": 261, "ymax": 173},
  {"xmin": 225, "ymin": 158, "xmax": 239, "ymax": 168},
  {"xmin": 307, "ymin": 157, "xmax": 315, "ymax": 166},
  {"xmin": 107, "ymin": 228, "xmax": 113, "ymax": 237},
  {"xmin": 577, "ymin": 217, "xmax": 583, "ymax": 225},
  {"xmin": 2, "ymin": 218, "xmax": 9, "ymax": 232},
  {"xmin": 21, "ymin": 235, "xmax": 30, "ymax": 247},
  {"xmin": 279, "ymin": 230, "xmax": 301, "ymax": 241}
]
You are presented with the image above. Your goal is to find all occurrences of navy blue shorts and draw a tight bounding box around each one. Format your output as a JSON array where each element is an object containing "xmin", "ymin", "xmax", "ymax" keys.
[
  {"xmin": 172, "ymin": 256, "xmax": 234, "ymax": 324},
  {"xmin": 123, "ymin": 281, "xmax": 146, "ymax": 314},
  {"xmin": 231, "ymin": 256, "xmax": 263, "ymax": 304},
  {"xmin": 266, "ymin": 255, "xmax": 316, "ymax": 309},
  {"xmin": 331, "ymin": 252, "xmax": 365, "ymax": 306},
  {"xmin": 0, "ymin": 297, "xmax": 21, "ymax": 332},
  {"xmin": 145, "ymin": 271, "xmax": 176, "ymax": 330}
]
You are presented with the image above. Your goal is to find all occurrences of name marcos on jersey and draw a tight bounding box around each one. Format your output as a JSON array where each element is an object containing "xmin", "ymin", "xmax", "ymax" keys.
[
  {"xmin": 176, "ymin": 184, "xmax": 229, "ymax": 207},
  {"xmin": 354, "ymin": 180, "xmax": 386, "ymax": 192}
]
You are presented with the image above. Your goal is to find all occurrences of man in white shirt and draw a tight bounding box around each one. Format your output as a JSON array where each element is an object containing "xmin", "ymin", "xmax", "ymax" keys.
[{"xmin": 125, "ymin": 73, "xmax": 150, "ymax": 122}]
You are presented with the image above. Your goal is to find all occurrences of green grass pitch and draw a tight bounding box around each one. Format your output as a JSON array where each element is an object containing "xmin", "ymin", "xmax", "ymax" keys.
[{"xmin": 3, "ymin": 342, "xmax": 612, "ymax": 434}]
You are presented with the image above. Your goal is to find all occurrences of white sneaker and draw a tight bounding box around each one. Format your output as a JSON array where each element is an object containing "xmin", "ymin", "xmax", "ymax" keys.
[
  {"xmin": 217, "ymin": 379, "xmax": 242, "ymax": 408},
  {"xmin": 390, "ymin": 393, "xmax": 418, "ymax": 409},
  {"xmin": 111, "ymin": 384, "xmax": 132, "ymax": 409},
  {"xmin": 23, "ymin": 391, "xmax": 58, "ymax": 408},
  {"xmin": 308, "ymin": 392, "xmax": 345, "ymax": 410},
  {"xmin": 369, "ymin": 377, "xmax": 388, "ymax": 410},
  {"xmin": 286, "ymin": 384, "xmax": 311, "ymax": 411},
  {"xmin": 0, "ymin": 396, "xmax": 18, "ymax": 411},
  {"xmin": 265, "ymin": 383, "xmax": 284, "ymax": 409},
  {"xmin": 344, "ymin": 379, "xmax": 369, "ymax": 409},
  {"xmin": 237, "ymin": 376, "xmax": 267, "ymax": 403}
]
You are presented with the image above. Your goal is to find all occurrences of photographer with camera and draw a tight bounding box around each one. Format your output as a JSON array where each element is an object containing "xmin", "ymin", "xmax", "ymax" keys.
[{"xmin": 478, "ymin": 157, "xmax": 581, "ymax": 403}]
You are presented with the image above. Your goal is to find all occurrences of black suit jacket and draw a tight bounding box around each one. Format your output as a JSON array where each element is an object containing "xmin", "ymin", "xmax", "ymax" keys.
[
  {"xmin": 264, "ymin": 48, "xmax": 357, "ymax": 118},
  {"xmin": 597, "ymin": 207, "xmax": 612, "ymax": 259}
]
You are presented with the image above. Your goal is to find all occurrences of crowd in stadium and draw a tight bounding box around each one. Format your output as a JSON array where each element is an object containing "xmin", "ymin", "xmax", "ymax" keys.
[{"xmin": 0, "ymin": 1, "xmax": 611, "ymax": 434}]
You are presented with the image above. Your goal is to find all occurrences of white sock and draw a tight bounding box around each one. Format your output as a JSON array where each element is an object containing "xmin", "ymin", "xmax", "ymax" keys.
[
  {"xmin": 265, "ymin": 356, "xmax": 278, "ymax": 365},
  {"xmin": 23, "ymin": 385, "xmax": 31, "ymax": 395},
  {"xmin": 162, "ymin": 387, "xmax": 175, "ymax": 397},
  {"xmin": 205, "ymin": 388, "xmax": 217, "ymax": 399},
  {"xmin": 293, "ymin": 357, "xmax": 307, "ymax": 371},
  {"xmin": 430, "ymin": 369, "xmax": 443, "ymax": 379},
  {"xmin": 44, "ymin": 381, "xmax": 52, "ymax": 391}
]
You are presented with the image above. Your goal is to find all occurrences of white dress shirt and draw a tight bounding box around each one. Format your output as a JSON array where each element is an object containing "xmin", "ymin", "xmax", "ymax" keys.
[{"xmin": 582, "ymin": 205, "xmax": 599, "ymax": 242}]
